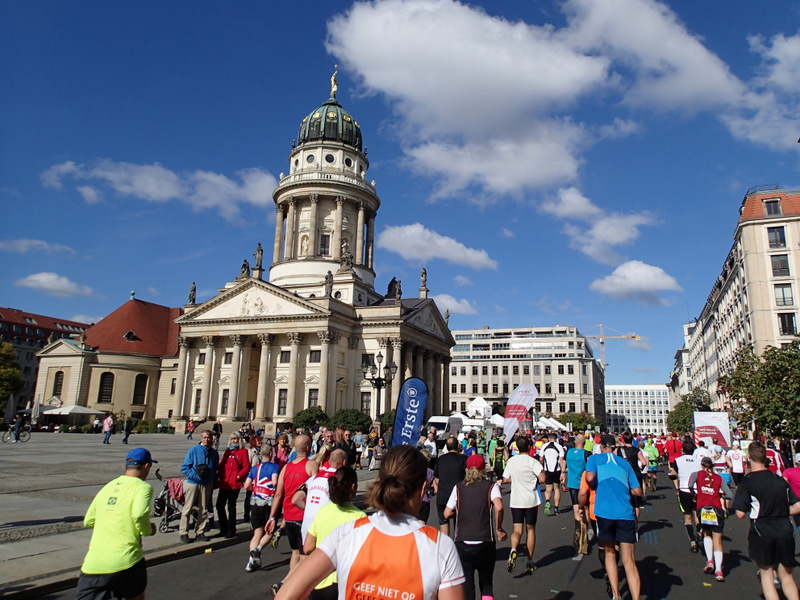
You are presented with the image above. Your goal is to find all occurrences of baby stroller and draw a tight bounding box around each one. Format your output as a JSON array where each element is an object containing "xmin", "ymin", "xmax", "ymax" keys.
[{"xmin": 153, "ymin": 469, "xmax": 195, "ymax": 533}]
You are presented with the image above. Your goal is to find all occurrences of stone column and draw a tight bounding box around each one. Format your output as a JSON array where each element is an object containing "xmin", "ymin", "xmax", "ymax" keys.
[
  {"xmin": 404, "ymin": 343, "xmax": 414, "ymax": 380},
  {"xmin": 286, "ymin": 332, "xmax": 304, "ymax": 418},
  {"xmin": 173, "ymin": 336, "xmax": 190, "ymax": 418},
  {"xmin": 273, "ymin": 205, "xmax": 285, "ymax": 263},
  {"xmin": 348, "ymin": 337, "xmax": 361, "ymax": 414},
  {"xmin": 199, "ymin": 336, "xmax": 215, "ymax": 417},
  {"xmin": 255, "ymin": 334, "xmax": 274, "ymax": 420},
  {"xmin": 333, "ymin": 197, "xmax": 344, "ymax": 260},
  {"xmin": 441, "ymin": 356, "xmax": 451, "ymax": 416},
  {"xmin": 432, "ymin": 353, "xmax": 442, "ymax": 417},
  {"xmin": 308, "ymin": 195, "xmax": 318, "ymax": 257},
  {"xmin": 317, "ymin": 330, "xmax": 340, "ymax": 411},
  {"xmin": 391, "ymin": 338, "xmax": 403, "ymax": 410},
  {"xmin": 414, "ymin": 347, "xmax": 424, "ymax": 380},
  {"xmin": 366, "ymin": 214, "xmax": 375, "ymax": 269},
  {"xmin": 226, "ymin": 335, "xmax": 243, "ymax": 416},
  {"xmin": 355, "ymin": 203, "xmax": 365, "ymax": 265},
  {"xmin": 284, "ymin": 199, "xmax": 297, "ymax": 260}
]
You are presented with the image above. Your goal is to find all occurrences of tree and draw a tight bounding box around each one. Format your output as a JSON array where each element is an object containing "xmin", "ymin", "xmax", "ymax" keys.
[
  {"xmin": 329, "ymin": 408, "xmax": 372, "ymax": 433},
  {"xmin": 380, "ymin": 409, "xmax": 396, "ymax": 430},
  {"xmin": 720, "ymin": 341, "xmax": 800, "ymax": 437},
  {"xmin": 0, "ymin": 342, "xmax": 23, "ymax": 416},
  {"xmin": 666, "ymin": 388, "xmax": 712, "ymax": 434},
  {"xmin": 293, "ymin": 406, "xmax": 330, "ymax": 431},
  {"xmin": 558, "ymin": 412, "xmax": 599, "ymax": 432}
]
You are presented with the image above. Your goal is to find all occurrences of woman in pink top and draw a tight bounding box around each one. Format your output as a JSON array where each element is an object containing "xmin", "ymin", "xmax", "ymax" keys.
[{"xmin": 275, "ymin": 433, "xmax": 291, "ymax": 470}]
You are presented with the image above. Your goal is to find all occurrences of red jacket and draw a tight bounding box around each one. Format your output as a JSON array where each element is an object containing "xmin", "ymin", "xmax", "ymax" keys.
[{"xmin": 216, "ymin": 447, "xmax": 250, "ymax": 490}]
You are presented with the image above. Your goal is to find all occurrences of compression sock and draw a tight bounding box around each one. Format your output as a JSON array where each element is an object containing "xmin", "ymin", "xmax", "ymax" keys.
[
  {"xmin": 703, "ymin": 536, "xmax": 713, "ymax": 561},
  {"xmin": 684, "ymin": 524, "xmax": 695, "ymax": 542},
  {"xmin": 714, "ymin": 550, "xmax": 723, "ymax": 573}
]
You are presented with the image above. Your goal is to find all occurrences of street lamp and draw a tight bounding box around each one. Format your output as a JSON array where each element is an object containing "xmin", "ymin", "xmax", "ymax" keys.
[{"xmin": 362, "ymin": 351, "xmax": 398, "ymax": 421}]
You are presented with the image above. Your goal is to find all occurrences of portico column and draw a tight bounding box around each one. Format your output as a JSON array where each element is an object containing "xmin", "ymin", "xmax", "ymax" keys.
[
  {"xmin": 286, "ymin": 332, "xmax": 304, "ymax": 418},
  {"xmin": 199, "ymin": 335, "xmax": 215, "ymax": 418},
  {"xmin": 308, "ymin": 195, "xmax": 318, "ymax": 257},
  {"xmin": 255, "ymin": 334, "xmax": 275, "ymax": 420},
  {"xmin": 348, "ymin": 337, "xmax": 361, "ymax": 414},
  {"xmin": 441, "ymin": 357, "xmax": 451, "ymax": 416},
  {"xmin": 355, "ymin": 203, "xmax": 365, "ymax": 265},
  {"xmin": 273, "ymin": 205, "xmax": 285, "ymax": 263},
  {"xmin": 404, "ymin": 343, "xmax": 414, "ymax": 380},
  {"xmin": 317, "ymin": 330, "xmax": 339, "ymax": 411},
  {"xmin": 333, "ymin": 197, "xmax": 344, "ymax": 260},
  {"xmin": 173, "ymin": 336, "xmax": 190, "ymax": 418},
  {"xmin": 414, "ymin": 347, "xmax": 424, "ymax": 379},
  {"xmin": 391, "ymin": 338, "xmax": 403, "ymax": 410},
  {"xmin": 224, "ymin": 334, "xmax": 243, "ymax": 416},
  {"xmin": 284, "ymin": 199, "xmax": 297, "ymax": 260},
  {"xmin": 433, "ymin": 354, "xmax": 442, "ymax": 417},
  {"xmin": 366, "ymin": 214, "xmax": 375, "ymax": 269}
]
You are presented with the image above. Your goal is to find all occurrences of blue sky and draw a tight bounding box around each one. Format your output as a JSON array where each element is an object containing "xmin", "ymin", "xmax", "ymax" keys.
[{"xmin": 2, "ymin": 0, "xmax": 800, "ymax": 385}]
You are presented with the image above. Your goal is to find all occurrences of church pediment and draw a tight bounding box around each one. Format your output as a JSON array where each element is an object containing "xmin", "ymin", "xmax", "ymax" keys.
[
  {"xmin": 404, "ymin": 301, "xmax": 453, "ymax": 343},
  {"xmin": 177, "ymin": 279, "xmax": 329, "ymax": 323}
]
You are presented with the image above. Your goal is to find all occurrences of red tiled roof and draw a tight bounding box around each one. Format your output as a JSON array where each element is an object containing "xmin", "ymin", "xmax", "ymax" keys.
[
  {"xmin": 739, "ymin": 190, "xmax": 800, "ymax": 223},
  {"xmin": 0, "ymin": 307, "xmax": 89, "ymax": 331},
  {"xmin": 83, "ymin": 299, "xmax": 183, "ymax": 357}
]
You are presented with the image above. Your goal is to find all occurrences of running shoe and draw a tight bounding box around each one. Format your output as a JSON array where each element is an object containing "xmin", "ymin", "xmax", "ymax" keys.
[
  {"xmin": 271, "ymin": 529, "xmax": 282, "ymax": 549},
  {"xmin": 506, "ymin": 549, "xmax": 517, "ymax": 573},
  {"xmin": 553, "ymin": 507, "xmax": 560, "ymax": 515},
  {"xmin": 704, "ymin": 561, "xmax": 714, "ymax": 574},
  {"xmin": 245, "ymin": 559, "xmax": 257, "ymax": 572},
  {"xmin": 250, "ymin": 549, "xmax": 262, "ymax": 569},
  {"xmin": 544, "ymin": 500, "xmax": 552, "ymax": 516},
  {"xmin": 525, "ymin": 560, "xmax": 536, "ymax": 574},
  {"xmin": 715, "ymin": 571, "xmax": 724, "ymax": 582},
  {"xmin": 690, "ymin": 541, "xmax": 699, "ymax": 553},
  {"xmin": 271, "ymin": 583, "xmax": 282, "ymax": 597}
]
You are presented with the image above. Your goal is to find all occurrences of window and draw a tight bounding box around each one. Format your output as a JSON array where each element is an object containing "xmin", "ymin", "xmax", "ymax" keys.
[
  {"xmin": 546, "ymin": 402, "xmax": 552, "ymax": 413},
  {"xmin": 772, "ymin": 255, "xmax": 790, "ymax": 277},
  {"xmin": 492, "ymin": 384, "xmax": 498, "ymax": 394},
  {"xmin": 582, "ymin": 364, "xmax": 587, "ymax": 376},
  {"xmin": 170, "ymin": 378, "xmax": 177, "ymax": 395},
  {"xmin": 280, "ymin": 351, "xmax": 291, "ymax": 363},
  {"xmin": 568, "ymin": 383, "xmax": 575, "ymax": 393},
  {"xmin": 460, "ymin": 384, "xmax": 466, "ymax": 393},
  {"xmin": 583, "ymin": 384, "xmax": 588, "ymax": 394},
  {"xmin": 482, "ymin": 366, "xmax": 488, "ymax": 376},
  {"xmin": 361, "ymin": 354, "xmax": 374, "ymax": 367},
  {"xmin": 198, "ymin": 353, "xmax": 206, "ymax": 365},
  {"xmin": 132, "ymin": 374, "xmax": 147, "ymax": 405},
  {"xmin": 558, "ymin": 383, "xmax": 565, "ymax": 393},
  {"xmin": 534, "ymin": 384, "xmax": 540, "ymax": 394},
  {"xmin": 360, "ymin": 392, "xmax": 371, "ymax": 414},
  {"xmin": 768, "ymin": 226, "xmax": 786, "ymax": 248},
  {"xmin": 569, "ymin": 402, "xmax": 576, "ymax": 412},
  {"xmin": 568, "ymin": 365, "xmax": 574, "ymax": 375},
  {"xmin": 278, "ymin": 389, "xmax": 288, "ymax": 415},
  {"xmin": 765, "ymin": 199, "xmax": 782, "ymax": 216},
  {"xmin": 309, "ymin": 350, "xmax": 321, "ymax": 363},
  {"xmin": 503, "ymin": 384, "xmax": 508, "ymax": 394},
  {"xmin": 776, "ymin": 284, "xmax": 794, "ymax": 306},
  {"xmin": 482, "ymin": 384, "xmax": 488, "ymax": 394},
  {"xmin": 472, "ymin": 366, "xmax": 478, "ymax": 376},
  {"xmin": 523, "ymin": 365, "xmax": 530, "ymax": 375},
  {"xmin": 472, "ymin": 384, "xmax": 478, "ymax": 394},
  {"xmin": 97, "ymin": 372, "xmax": 114, "ymax": 403},
  {"xmin": 492, "ymin": 366, "xmax": 498, "ymax": 375},
  {"xmin": 778, "ymin": 313, "xmax": 797, "ymax": 336},
  {"xmin": 320, "ymin": 234, "xmax": 331, "ymax": 256},
  {"xmin": 52, "ymin": 371, "xmax": 64, "ymax": 397},
  {"xmin": 557, "ymin": 365, "xmax": 564, "ymax": 375},
  {"xmin": 533, "ymin": 365, "xmax": 540, "ymax": 376},
  {"xmin": 194, "ymin": 389, "xmax": 201, "ymax": 413},
  {"xmin": 512, "ymin": 366, "xmax": 519, "ymax": 375},
  {"xmin": 460, "ymin": 402, "xmax": 467, "ymax": 412},
  {"xmin": 451, "ymin": 366, "xmax": 457, "ymax": 376},
  {"xmin": 502, "ymin": 366, "xmax": 509, "ymax": 375},
  {"xmin": 224, "ymin": 352, "xmax": 233, "ymax": 365},
  {"xmin": 559, "ymin": 402, "xmax": 566, "ymax": 413},
  {"xmin": 545, "ymin": 383, "xmax": 552, "ymax": 394},
  {"xmin": 308, "ymin": 389, "xmax": 319, "ymax": 407},
  {"xmin": 544, "ymin": 365, "xmax": 551, "ymax": 375},
  {"xmin": 221, "ymin": 389, "xmax": 229, "ymax": 414},
  {"xmin": 451, "ymin": 383, "xmax": 457, "ymax": 393},
  {"xmin": 460, "ymin": 366, "xmax": 466, "ymax": 376}
]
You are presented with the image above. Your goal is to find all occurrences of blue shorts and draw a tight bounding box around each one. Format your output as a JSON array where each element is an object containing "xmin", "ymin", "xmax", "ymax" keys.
[{"xmin": 596, "ymin": 516, "xmax": 638, "ymax": 544}]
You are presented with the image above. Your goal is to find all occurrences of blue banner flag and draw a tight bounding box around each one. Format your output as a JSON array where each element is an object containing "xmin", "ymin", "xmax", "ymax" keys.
[{"xmin": 392, "ymin": 377, "xmax": 428, "ymax": 447}]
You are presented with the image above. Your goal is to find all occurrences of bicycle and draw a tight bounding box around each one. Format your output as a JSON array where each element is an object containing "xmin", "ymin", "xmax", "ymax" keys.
[{"xmin": 2, "ymin": 424, "xmax": 32, "ymax": 443}]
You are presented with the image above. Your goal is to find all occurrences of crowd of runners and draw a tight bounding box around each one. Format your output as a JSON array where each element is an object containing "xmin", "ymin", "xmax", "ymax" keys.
[{"xmin": 75, "ymin": 423, "xmax": 800, "ymax": 600}]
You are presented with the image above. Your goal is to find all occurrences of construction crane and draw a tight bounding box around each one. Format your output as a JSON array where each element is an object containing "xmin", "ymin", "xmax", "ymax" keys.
[{"xmin": 583, "ymin": 324, "xmax": 640, "ymax": 368}]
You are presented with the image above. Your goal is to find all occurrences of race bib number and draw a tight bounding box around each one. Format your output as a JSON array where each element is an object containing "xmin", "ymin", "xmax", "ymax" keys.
[{"xmin": 700, "ymin": 507, "xmax": 718, "ymax": 526}]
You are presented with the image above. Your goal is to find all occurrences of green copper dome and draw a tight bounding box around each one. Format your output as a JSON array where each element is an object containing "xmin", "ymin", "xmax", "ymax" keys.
[{"xmin": 297, "ymin": 69, "xmax": 362, "ymax": 152}]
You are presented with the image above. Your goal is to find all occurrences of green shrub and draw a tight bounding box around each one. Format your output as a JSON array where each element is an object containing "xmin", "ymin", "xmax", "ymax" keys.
[
  {"xmin": 81, "ymin": 424, "xmax": 93, "ymax": 433},
  {"xmin": 329, "ymin": 408, "xmax": 372, "ymax": 433},
  {"xmin": 294, "ymin": 406, "xmax": 330, "ymax": 430},
  {"xmin": 58, "ymin": 424, "xmax": 69, "ymax": 433}
]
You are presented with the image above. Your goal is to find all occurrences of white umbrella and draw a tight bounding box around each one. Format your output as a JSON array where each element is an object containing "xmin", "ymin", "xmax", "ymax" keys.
[
  {"xmin": 32, "ymin": 395, "xmax": 41, "ymax": 423},
  {"xmin": 44, "ymin": 405, "xmax": 106, "ymax": 416},
  {"xmin": 4, "ymin": 394, "xmax": 16, "ymax": 422}
]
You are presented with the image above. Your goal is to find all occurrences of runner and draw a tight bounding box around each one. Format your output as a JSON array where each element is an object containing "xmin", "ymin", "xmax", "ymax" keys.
[
  {"xmin": 244, "ymin": 442, "xmax": 280, "ymax": 573},
  {"xmin": 274, "ymin": 445, "xmax": 465, "ymax": 600},
  {"xmin": 642, "ymin": 438, "xmax": 660, "ymax": 492},
  {"xmin": 565, "ymin": 434, "xmax": 591, "ymax": 549},
  {"xmin": 665, "ymin": 432, "xmax": 683, "ymax": 491},
  {"xmin": 726, "ymin": 441, "xmax": 748, "ymax": 487},
  {"xmin": 540, "ymin": 432, "xmax": 566, "ymax": 516},
  {"xmin": 689, "ymin": 457, "xmax": 732, "ymax": 582},
  {"xmin": 670, "ymin": 439, "xmax": 703, "ymax": 553}
]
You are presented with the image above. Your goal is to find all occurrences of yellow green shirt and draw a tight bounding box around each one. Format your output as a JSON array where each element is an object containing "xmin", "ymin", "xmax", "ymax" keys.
[
  {"xmin": 308, "ymin": 502, "xmax": 366, "ymax": 588},
  {"xmin": 81, "ymin": 475, "xmax": 153, "ymax": 574}
]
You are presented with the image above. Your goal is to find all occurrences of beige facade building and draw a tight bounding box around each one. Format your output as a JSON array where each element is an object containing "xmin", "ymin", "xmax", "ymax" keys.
[
  {"xmin": 605, "ymin": 384, "xmax": 672, "ymax": 434},
  {"xmin": 449, "ymin": 325, "xmax": 605, "ymax": 421},
  {"xmin": 34, "ymin": 77, "xmax": 453, "ymax": 426},
  {"xmin": 673, "ymin": 186, "xmax": 800, "ymax": 408}
]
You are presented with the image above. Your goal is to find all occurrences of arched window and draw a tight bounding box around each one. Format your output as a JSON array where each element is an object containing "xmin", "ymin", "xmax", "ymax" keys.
[
  {"xmin": 97, "ymin": 372, "xmax": 114, "ymax": 403},
  {"xmin": 132, "ymin": 374, "xmax": 147, "ymax": 405},
  {"xmin": 52, "ymin": 371, "xmax": 64, "ymax": 397}
]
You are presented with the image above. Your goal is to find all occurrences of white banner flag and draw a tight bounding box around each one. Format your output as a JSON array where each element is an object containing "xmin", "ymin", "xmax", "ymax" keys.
[{"xmin": 503, "ymin": 383, "xmax": 538, "ymax": 439}]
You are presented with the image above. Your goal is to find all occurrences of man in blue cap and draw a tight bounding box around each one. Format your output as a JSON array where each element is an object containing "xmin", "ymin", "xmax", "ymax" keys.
[{"xmin": 76, "ymin": 448, "xmax": 157, "ymax": 600}]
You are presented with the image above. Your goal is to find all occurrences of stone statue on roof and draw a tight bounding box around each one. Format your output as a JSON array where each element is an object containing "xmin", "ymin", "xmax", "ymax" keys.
[
  {"xmin": 324, "ymin": 271, "xmax": 334, "ymax": 297},
  {"xmin": 330, "ymin": 65, "xmax": 338, "ymax": 99},
  {"xmin": 254, "ymin": 243, "xmax": 263, "ymax": 270},
  {"xmin": 241, "ymin": 259, "xmax": 250, "ymax": 277},
  {"xmin": 188, "ymin": 282, "xmax": 196, "ymax": 305},
  {"xmin": 395, "ymin": 280, "xmax": 402, "ymax": 301},
  {"xmin": 421, "ymin": 266, "xmax": 427, "ymax": 287}
]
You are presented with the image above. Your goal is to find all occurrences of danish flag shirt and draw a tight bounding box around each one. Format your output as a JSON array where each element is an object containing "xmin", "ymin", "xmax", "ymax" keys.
[
  {"xmin": 318, "ymin": 511, "xmax": 464, "ymax": 600},
  {"xmin": 300, "ymin": 466, "xmax": 337, "ymax": 542}
]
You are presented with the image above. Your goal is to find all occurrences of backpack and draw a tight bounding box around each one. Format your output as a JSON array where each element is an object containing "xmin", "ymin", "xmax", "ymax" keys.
[{"xmin": 616, "ymin": 446, "xmax": 643, "ymax": 482}]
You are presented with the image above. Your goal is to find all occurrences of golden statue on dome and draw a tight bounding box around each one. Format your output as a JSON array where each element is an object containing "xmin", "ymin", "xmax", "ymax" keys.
[{"xmin": 330, "ymin": 65, "xmax": 338, "ymax": 99}]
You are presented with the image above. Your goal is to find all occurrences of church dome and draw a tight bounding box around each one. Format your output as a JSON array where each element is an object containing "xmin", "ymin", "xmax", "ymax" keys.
[{"xmin": 297, "ymin": 70, "xmax": 363, "ymax": 152}]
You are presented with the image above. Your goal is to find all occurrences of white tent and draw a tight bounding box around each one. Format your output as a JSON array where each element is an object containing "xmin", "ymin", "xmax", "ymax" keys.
[
  {"xmin": 489, "ymin": 413, "xmax": 504, "ymax": 427},
  {"xmin": 543, "ymin": 417, "xmax": 567, "ymax": 431},
  {"xmin": 467, "ymin": 396, "xmax": 489, "ymax": 418}
]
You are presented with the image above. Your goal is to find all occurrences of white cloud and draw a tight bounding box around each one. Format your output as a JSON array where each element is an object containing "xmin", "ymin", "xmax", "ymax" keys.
[
  {"xmin": 0, "ymin": 239, "xmax": 75, "ymax": 254},
  {"xmin": 534, "ymin": 295, "xmax": 581, "ymax": 316},
  {"xmin": 71, "ymin": 314, "xmax": 104, "ymax": 325},
  {"xmin": 493, "ymin": 304, "xmax": 505, "ymax": 314},
  {"xmin": 453, "ymin": 275, "xmax": 473, "ymax": 286},
  {"xmin": 41, "ymin": 159, "xmax": 278, "ymax": 222},
  {"xmin": 628, "ymin": 336, "xmax": 653, "ymax": 351},
  {"xmin": 590, "ymin": 260, "xmax": 682, "ymax": 305},
  {"xmin": 432, "ymin": 293, "xmax": 477, "ymax": 315},
  {"xmin": 146, "ymin": 287, "xmax": 160, "ymax": 296},
  {"xmin": 377, "ymin": 223, "xmax": 498, "ymax": 269},
  {"xmin": 501, "ymin": 228, "xmax": 515, "ymax": 238},
  {"xmin": 541, "ymin": 187, "xmax": 603, "ymax": 221},
  {"xmin": 14, "ymin": 272, "xmax": 93, "ymax": 297}
]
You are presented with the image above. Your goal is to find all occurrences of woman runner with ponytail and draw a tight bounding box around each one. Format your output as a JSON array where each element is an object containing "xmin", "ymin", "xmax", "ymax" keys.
[
  {"xmin": 689, "ymin": 456, "xmax": 732, "ymax": 582},
  {"xmin": 276, "ymin": 445, "xmax": 465, "ymax": 600}
]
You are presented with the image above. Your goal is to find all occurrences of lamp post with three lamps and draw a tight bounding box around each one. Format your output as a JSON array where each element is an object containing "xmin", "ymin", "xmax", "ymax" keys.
[{"xmin": 362, "ymin": 351, "xmax": 398, "ymax": 424}]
